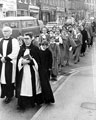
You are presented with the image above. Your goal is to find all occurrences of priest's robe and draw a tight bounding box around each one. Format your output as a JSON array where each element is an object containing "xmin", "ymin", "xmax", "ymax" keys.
[
  {"xmin": 16, "ymin": 44, "xmax": 43, "ymax": 107},
  {"xmin": 0, "ymin": 37, "xmax": 20, "ymax": 98}
]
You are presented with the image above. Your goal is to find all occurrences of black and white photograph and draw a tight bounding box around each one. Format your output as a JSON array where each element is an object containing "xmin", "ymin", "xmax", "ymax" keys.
[{"xmin": 0, "ymin": 0, "xmax": 96, "ymax": 120}]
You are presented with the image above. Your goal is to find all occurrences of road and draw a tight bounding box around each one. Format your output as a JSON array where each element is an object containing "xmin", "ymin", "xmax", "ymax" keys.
[{"xmin": 0, "ymin": 39, "xmax": 96, "ymax": 120}]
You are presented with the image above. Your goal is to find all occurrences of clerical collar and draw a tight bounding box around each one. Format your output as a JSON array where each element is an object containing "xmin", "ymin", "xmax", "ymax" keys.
[
  {"xmin": 4, "ymin": 38, "xmax": 9, "ymax": 41},
  {"xmin": 25, "ymin": 45, "xmax": 30, "ymax": 49},
  {"xmin": 3, "ymin": 37, "xmax": 11, "ymax": 41}
]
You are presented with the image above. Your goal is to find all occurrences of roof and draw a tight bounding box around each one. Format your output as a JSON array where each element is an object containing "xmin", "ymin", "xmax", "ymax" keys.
[{"xmin": 0, "ymin": 16, "xmax": 37, "ymax": 21}]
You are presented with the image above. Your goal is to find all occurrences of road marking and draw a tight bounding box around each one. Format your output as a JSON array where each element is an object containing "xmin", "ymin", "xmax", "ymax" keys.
[
  {"xmin": 92, "ymin": 42, "xmax": 96, "ymax": 97},
  {"xmin": 30, "ymin": 70, "xmax": 79, "ymax": 120}
]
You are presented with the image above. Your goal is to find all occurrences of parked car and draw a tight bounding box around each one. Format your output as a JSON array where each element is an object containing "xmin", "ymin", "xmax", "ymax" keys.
[
  {"xmin": 46, "ymin": 21, "xmax": 62, "ymax": 30},
  {"xmin": 0, "ymin": 16, "xmax": 40, "ymax": 38}
]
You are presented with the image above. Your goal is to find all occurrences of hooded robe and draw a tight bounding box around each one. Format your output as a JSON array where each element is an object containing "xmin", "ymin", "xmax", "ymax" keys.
[{"xmin": 16, "ymin": 44, "xmax": 43, "ymax": 106}]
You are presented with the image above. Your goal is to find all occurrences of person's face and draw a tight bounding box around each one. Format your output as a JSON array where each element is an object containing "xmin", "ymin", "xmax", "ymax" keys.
[
  {"xmin": 52, "ymin": 27, "xmax": 56, "ymax": 32},
  {"xmin": 18, "ymin": 39, "xmax": 23, "ymax": 46},
  {"xmin": 2, "ymin": 30, "xmax": 11, "ymax": 38},
  {"xmin": 42, "ymin": 44, "xmax": 47, "ymax": 50},
  {"xmin": 49, "ymin": 31, "xmax": 54, "ymax": 36},
  {"xmin": 42, "ymin": 28, "xmax": 47, "ymax": 34},
  {"xmin": 50, "ymin": 38, "xmax": 55, "ymax": 44},
  {"xmin": 24, "ymin": 35, "xmax": 32, "ymax": 46}
]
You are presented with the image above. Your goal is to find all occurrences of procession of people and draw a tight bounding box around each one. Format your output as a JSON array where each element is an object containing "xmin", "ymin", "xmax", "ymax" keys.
[{"xmin": 0, "ymin": 19, "xmax": 95, "ymax": 111}]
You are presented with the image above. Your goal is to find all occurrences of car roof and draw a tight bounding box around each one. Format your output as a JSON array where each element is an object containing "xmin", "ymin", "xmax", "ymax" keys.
[{"xmin": 0, "ymin": 16, "xmax": 37, "ymax": 21}]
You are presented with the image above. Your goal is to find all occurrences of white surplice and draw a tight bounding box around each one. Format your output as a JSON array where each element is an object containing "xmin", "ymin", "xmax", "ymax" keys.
[
  {"xmin": 0, "ymin": 38, "xmax": 20, "ymax": 84},
  {"xmin": 18, "ymin": 49, "xmax": 41, "ymax": 97}
]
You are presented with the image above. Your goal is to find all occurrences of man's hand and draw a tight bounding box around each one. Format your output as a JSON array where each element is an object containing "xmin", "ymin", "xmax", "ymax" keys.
[
  {"xmin": 1, "ymin": 57, "xmax": 6, "ymax": 63},
  {"xmin": 21, "ymin": 58, "xmax": 30, "ymax": 65}
]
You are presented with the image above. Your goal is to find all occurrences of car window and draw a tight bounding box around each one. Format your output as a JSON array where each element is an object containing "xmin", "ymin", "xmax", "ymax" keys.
[
  {"xmin": 21, "ymin": 20, "xmax": 38, "ymax": 28},
  {"xmin": 10, "ymin": 22, "xmax": 19, "ymax": 28},
  {"xmin": 0, "ymin": 21, "xmax": 19, "ymax": 28}
]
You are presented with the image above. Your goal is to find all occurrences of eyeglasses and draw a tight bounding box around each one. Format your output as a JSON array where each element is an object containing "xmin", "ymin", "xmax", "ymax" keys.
[{"xmin": 24, "ymin": 37, "xmax": 30, "ymax": 40}]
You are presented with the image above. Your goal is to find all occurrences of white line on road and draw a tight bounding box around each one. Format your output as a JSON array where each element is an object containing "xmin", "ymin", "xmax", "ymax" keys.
[
  {"xmin": 92, "ymin": 42, "xmax": 96, "ymax": 97},
  {"xmin": 30, "ymin": 70, "xmax": 79, "ymax": 120}
]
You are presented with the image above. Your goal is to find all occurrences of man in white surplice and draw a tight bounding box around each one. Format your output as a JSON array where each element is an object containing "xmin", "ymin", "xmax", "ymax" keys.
[
  {"xmin": 16, "ymin": 32, "xmax": 43, "ymax": 110},
  {"xmin": 0, "ymin": 26, "xmax": 20, "ymax": 104}
]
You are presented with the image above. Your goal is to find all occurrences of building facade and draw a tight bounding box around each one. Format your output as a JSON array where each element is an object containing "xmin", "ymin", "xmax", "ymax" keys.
[
  {"xmin": 0, "ymin": 0, "xmax": 17, "ymax": 17},
  {"xmin": 17, "ymin": 0, "xmax": 39, "ymax": 18},
  {"xmin": 36, "ymin": 0, "xmax": 67, "ymax": 24},
  {"xmin": 67, "ymin": 0, "xmax": 85, "ymax": 21},
  {"xmin": 0, "ymin": 0, "xmax": 67, "ymax": 24},
  {"xmin": 84, "ymin": 0, "xmax": 96, "ymax": 19}
]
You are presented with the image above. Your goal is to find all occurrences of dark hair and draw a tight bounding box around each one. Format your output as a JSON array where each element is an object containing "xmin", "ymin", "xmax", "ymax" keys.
[
  {"xmin": 50, "ymin": 36, "xmax": 55, "ymax": 39},
  {"xmin": 24, "ymin": 32, "xmax": 33, "ymax": 38},
  {"xmin": 41, "ymin": 40, "xmax": 48, "ymax": 46}
]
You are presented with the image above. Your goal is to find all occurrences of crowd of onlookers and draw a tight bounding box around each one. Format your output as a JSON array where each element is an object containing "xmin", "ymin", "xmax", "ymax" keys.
[{"xmin": 0, "ymin": 19, "xmax": 96, "ymax": 111}]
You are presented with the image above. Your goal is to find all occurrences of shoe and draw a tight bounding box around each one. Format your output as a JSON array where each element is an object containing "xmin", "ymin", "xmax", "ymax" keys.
[
  {"xmin": 31, "ymin": 104, "xmax": 36, "ymax": 108},
  {"xmin": 74, "ymin": 61, "xmax": 78, "ymax": 64},
  {"xmin": 17, "ymin": 106, "xmax": 25, "ymax": 111},
  {"xmin": 51, "ymin": 77, "xmax": 57, "ymax": 81},
  {"xmin": 4, "ymin": 97, "xmax": 12, "ymax": 104},
  {"xmin": 66, "ymin": 62, "xmax": 69, "ymax": 66}
]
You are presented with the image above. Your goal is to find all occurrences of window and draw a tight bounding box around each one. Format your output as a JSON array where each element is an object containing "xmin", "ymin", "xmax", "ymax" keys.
[
  {"xmin": 10, "ymin": 22, "xmax": 19, "ymax": 28},
  {"xmin": 2, "ymin": 21, "xmax": 19, "ymax": 28},
  {"xmin": 21, "ymin": 20, "xmax": 38, "ymax": 28},
  {"xmin": 21, "ymin": 21, "xmax": 26, "ymax": 28},
  {"xmin": 26, "ymin": 20, "xmax": 37, "ymax": 27}
]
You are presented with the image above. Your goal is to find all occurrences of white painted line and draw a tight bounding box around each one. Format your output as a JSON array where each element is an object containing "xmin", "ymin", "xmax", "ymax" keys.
[
  {"xmin": 30, "ymin": 70, "xmax": 79, "ymax": 120},
  {"xmin": 57, "ymin": 75, "xmax": 65, "ymax": 81},
  {"xmin": 54, "ymin": 70, "xmax": 79, "ymax": 95},
  {"xmin": 92, "ymin": 42, "xmax": 96, "ymax": 97},
  {"xmin": 30, "ymin": 104, "xmax": 47, "ymax": 120}
]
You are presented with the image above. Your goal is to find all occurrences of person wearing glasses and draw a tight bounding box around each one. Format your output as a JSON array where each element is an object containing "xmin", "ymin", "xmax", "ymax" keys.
[
  {"xmin": 0, "ymin": 26, "xmax": 20, "ymax": 104},
  {"xmin": 16, "ymin": 32, "xmax": 43, "ymax": 110}
]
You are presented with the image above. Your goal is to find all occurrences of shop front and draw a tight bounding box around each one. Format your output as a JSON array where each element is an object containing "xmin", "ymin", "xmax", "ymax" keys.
[
  {"xmin": 40, "ymin": 4, "xmax": 51, "ymax": 24},
  {"xmin": 56, "ymin": 7, "xmax": 65, "ymax": 25},
  {"xmin": 40, "ymin": 4, "xmax": 56, "ymax": 24}
]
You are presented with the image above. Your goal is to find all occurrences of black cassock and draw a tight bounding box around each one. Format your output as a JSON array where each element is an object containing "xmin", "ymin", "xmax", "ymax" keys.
[
  {"xmin": 16, "ymin": 44, "xmax": 43, "ymax": 107},
  {"xmin": 39, "ymin": 48, "xmax": 55, "ymax": 103},
  {"xmin": 81, "ymin": 29, "xmax": 88, "ymax": 54}
]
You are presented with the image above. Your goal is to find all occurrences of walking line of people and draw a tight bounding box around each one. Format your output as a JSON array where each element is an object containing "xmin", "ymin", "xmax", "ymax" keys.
[{"xmin": 0, "ymin": 19, "xmax": 95, "ymax": 111}]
